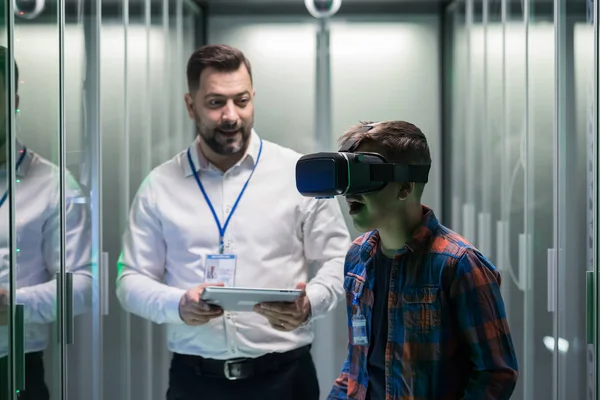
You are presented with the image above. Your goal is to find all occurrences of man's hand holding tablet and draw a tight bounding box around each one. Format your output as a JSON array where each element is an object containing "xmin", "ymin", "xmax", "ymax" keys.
[
  {"xmin": 254, "ymin": 282, "xmax": 311, "ymax": 332},
  {"xmin": 179, "ymin": 282, "xmax": 225, "ymax": 326}
]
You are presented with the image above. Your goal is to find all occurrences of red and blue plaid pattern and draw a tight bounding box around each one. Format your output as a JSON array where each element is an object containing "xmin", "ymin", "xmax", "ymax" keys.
[{"xmin": 328, "ymin": 207, "xmax": 518, "ymax": 400}]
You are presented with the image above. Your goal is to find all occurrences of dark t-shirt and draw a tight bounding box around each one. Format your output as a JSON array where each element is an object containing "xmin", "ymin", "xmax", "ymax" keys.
[{"xmin": 366, "ymin": 245, "xmax": 393, "ymax": 400}]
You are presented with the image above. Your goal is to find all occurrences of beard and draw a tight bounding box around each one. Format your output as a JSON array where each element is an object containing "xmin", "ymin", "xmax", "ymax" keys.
[{"xmin": 194, "ymin": 110, "xmax": 253, "ymax": 156}]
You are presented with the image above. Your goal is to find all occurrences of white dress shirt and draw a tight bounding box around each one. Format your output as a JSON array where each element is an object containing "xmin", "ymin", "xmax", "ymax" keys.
[
  {"xmin": 117, "ymin": 130, "xmax": 351, "ymax": 359},
  {"xmin": 0, "ymin": 141, "xmax": 93, "ymax": 358}
]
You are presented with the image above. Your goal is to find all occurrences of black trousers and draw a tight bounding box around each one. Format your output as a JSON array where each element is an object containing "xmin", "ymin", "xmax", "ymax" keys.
[
  {"xmin": 0, "ymin": 351, "xmax": 49, "ymax": 400},
  {"xmin": 167, "ymin": 348, "xmax": 320, "ymax": 400}
]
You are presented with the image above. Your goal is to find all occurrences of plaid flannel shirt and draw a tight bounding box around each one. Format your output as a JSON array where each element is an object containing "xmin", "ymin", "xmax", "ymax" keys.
[{"xmin": 328, "ymin": 206, "xmax": 518, "ymax": 400}]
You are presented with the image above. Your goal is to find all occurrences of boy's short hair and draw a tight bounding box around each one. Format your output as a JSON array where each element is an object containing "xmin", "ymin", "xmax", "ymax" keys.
[{"xmin": 338, "ymin": 120, "xmax": 431, "ymax": 198}]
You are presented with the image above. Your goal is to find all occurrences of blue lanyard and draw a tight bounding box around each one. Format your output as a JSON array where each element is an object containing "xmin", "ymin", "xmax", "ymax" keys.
[
  {"xmin": 186, "ymin": 139, "xmax": 263, "ymax": 254},
  {"xmin": 0, "ymin": 147, "xmax": 27, "ymax": 209}
]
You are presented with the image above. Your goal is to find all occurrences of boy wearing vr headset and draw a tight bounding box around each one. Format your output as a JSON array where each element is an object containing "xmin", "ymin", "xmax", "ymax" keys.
[{"xmin": 326, "ymin": 121, "xmax": 518, "ymax": 399}]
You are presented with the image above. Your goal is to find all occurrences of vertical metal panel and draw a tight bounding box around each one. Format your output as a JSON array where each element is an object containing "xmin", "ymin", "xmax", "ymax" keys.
[
  {"xmin": 593, "ymin": 0, "xmax": 600, "ymax": 397},
  {"xmin": 553, "ymin": 0, "xmax": 564, "ymax": 398},
  {"xmin": 145, "ymin": 0, "xmax": 152, "ymax": 174},
  {"xmin": 465, "ymin": 0, "xmax": 474, "ymax": 200},
  {"xmin": 58, "ymin": 0, "xmax": 67, "ymax": 397},
  {"xmin": 315, "ymin": 18, "xmax": 331, "ymax": 151},
  {"xmin": 523, "ymin": 0, "xmax": 535, "ymax": 398},
  {"xmin": 120, "ymin": 0, "xmax": 132, "ymax": 399},
  {"xmin": 176, "ymin": 0, "xmax": 183, "ymax": 150},
  {"xmin": 163, "ymin": 0, "xmax": 170, "ymax": 161},
  {"xmin": 83, "ymin": 0, "xmax": 103, "ymax": 398},
  {"xmin": 463, "ymin": 0, "xmax": 476, "ymax": 244},
  {"xmin": 586, "ymin": 0, "xmax": 597, "ymax": 398},
  {"xmin": 5, "ymin": 0, "xmax": 17, "ymax": 395},
  {"xmin": 143, "ymin": 2, "xmax": 154, "ymax": 398},
  {"xmin": 482, "ymin": 0, "xmax": 489, "ymax": 212}
]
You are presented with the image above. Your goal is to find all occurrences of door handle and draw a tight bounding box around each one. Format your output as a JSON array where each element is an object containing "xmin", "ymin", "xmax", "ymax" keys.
[
  {"xmin": 546, "ymin": 249, "xmax": 556, "ymax": 312},
  {"xmin": 15, "ymin": 303, "xmax": 25, "ymax": 393},
  {"xmin": 66, "ymin": 271, "xmax": 73, "ymax": 345},
  {"xmin": 518, "ymin": 233, "xmax": 528, "ymax": 291},
  {"xmin": 55, "ymin": 272, "xmax": 74, "ymax": 345},
  {"xmin": 586, "ymin": 270, "xmax": 594, "ymax": 345},
  {"xmin": 101, "ymin": 252, "xmax": 109, "ymax": 316}
]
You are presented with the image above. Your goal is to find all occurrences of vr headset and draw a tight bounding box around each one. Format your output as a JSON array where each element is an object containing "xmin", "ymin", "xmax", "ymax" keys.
[{"xmin": 295, "ymin": 125, "xmax": 431, "ymax": 198}]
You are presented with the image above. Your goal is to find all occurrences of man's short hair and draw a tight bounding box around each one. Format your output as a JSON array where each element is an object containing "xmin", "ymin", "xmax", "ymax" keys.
[
  {"xmin": 186, "ymin": 44, "xmax": 252, "ymax": 93},
  {"xmin": 338, "ymin": 120, "xmax": 432, "ymax": 197},
  {"xmin": 0, "ymin": 46, "xmax": 19, "ymax": 93}
]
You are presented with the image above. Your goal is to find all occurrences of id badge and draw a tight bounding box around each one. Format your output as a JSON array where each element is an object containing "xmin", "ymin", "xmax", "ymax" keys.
[
  {"xmin": 204, "ymin": 254, "xmax": 237, "ymax": 287},
  {"xmin": 351, "ymin": 313, "xmax": 368, "ymax": 346}
]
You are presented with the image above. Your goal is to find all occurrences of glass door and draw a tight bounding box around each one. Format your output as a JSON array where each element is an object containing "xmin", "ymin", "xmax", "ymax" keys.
[
  {"xmin": 63, "ymin": 0, "xmax": 102, "ymax": 398},
  {"xmin": 555, "ymin": 0, "xmax": 592, "ymax": 399},
  {"xmin": 447, "ymin": 0, "xmax": 593, "ymax": 398},
  {"xmin": 6, "ymin": 0, "xmax": 102, "ymax": 398},
  {"xmin": 526, "ymin": 0, "xmax": 556, "ymax": 399},
  {"xmin": 11, "ymin": 0, "xmax": 63, "ymax": 398},
  {"xmin": 0, "ymin": 0, "xmax": 21, "ymax": 399}
]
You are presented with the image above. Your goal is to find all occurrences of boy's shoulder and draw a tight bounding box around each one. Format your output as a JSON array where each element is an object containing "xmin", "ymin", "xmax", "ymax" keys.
[
  {"xmin": 343, "ymin": 226, "xmax": 479, "ymax": 274},
  {"xmin": 428, "ymin": 223, "xmax": 474, "ymax": 259}
]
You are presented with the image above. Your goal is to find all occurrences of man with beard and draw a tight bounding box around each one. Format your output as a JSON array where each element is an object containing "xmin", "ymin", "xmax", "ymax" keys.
[
  {"xmin": 116, "ymin": 44, "xmax": 351, "ymax": 400},
  {"xmin": 0, "ymin": 46, "xmax": 92, "ymax": 400}
]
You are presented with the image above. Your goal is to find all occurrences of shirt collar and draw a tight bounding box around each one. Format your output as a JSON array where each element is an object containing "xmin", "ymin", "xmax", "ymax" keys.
[
  {"xmin": 183, "ymin": 129, "xmax": 261, "ymax": 177},
  {"xmin": 359, "ymin": 205, "xmax": 439, "ymax": 262}
]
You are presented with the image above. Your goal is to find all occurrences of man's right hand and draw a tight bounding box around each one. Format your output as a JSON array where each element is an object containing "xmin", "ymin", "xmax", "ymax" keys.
[{"xmin": 178, "ymin": 283, "xmax": 224, "ymax": 326}]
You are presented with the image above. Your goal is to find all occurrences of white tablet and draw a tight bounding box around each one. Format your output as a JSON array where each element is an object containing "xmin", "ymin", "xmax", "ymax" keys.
[{"xmin": 200, "ymin": 286, "xmax": 303, "ymax": 312}]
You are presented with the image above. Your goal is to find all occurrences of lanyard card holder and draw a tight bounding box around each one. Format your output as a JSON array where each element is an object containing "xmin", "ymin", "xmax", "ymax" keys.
[
  {"xmin": 205, "ymin": 254, "xmax": 237, "ymax": 287},
  {"xmin": 351, "ymin": 294, "xmax": 368, "ymax": 346}
]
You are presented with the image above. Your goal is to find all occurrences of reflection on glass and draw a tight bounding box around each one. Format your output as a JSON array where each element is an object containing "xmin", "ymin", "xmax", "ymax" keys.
[
  {"xmin": 13, "ymin": 2, "xmax": 60, "ymax": 396},
  {"xmin": 557, "ymin": 1, "xmax": 591, "ymax": 399},
  {"xmin": 526, "ymin": 2, "xmax": 555, "ymax": 400},
  {"xmin": 449, "ymin": 0, "xmax": 595, "ymax": 398},
  {"xmin": 0, "ymin": 45, "xmax": 93, "ymax": 399},
  {"xmin": 0, "ymin": 34, "xmax": 14, "ymax": 400},
  {"xmin": 516, "ymin": 2, "xmax": 554, "ymax": 400},
  {"xmin": 98, "ymin": 2, "xmax": 201, "ymax": 399},
  {"xmin": 450, "ymin": 1, "xmax": 466, "ymax": 236},
  {"xmin": 63, "ymin": 0, "xmax": 102, "ymax": 398}
]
